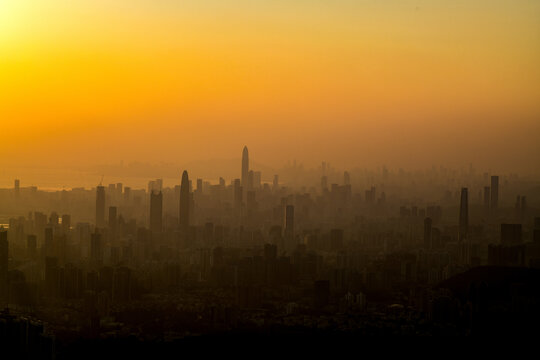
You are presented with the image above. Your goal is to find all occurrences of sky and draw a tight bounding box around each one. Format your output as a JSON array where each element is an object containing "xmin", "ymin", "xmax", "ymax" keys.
[{"xmin": 1, "ymin": 0, "xmax": 539, "ymax": 180}]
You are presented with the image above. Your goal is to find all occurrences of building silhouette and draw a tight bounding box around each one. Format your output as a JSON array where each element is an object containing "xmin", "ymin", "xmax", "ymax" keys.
[
  {"xmin": 234, "ymin": 179, "xmax": 243, "ymax": 211},
  {"xmin": 284, "ymin": 205, "xmax": 294, "ymax": 251},
  {"xmin": 483, "ymin": 186, "xmax": 490, "ymax": 214},
  {"xmin": 108, "ymin": 206, "xmax": 117, "ymax": 239},
  {"xmin": 241, "ymin": 146, "xmax": 249, "ymax": 188},
  {"xmin": 95, "ymin": 185, "xmax": 106, "ymax": 228},
  {"xmin": 179, "ymin": 170, "xmax": 190, "ymax": 232},
  {"xmin": 490, "ymin": 175, "xmax": 499, "ymax": 211},
  {"xmin": 150, "ymin": 190, "xmax": 163, "ymax": 234}
]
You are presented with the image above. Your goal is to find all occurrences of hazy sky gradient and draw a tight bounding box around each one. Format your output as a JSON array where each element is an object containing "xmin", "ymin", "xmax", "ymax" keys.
[{"xmin": 1, "ymin": 0, "xmax": 539, "ymax": 174}]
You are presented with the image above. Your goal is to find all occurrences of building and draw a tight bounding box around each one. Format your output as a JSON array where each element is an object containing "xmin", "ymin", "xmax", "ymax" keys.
[
  {"xmin": 501, "ymin": 224, "xmax": 522, "ymax": 245},
  {"xmin": 95, "ymin": 185, "xmax": 106, "ymax": 228},
  {"xmin": 483, "ymin": 186, "xmax": 490, "ymax": 214},
  {"xmin": 108, "ymin": 206, "xmax": 117, "ymax": 239},
  {"xmin": 150, "ymin": 190, "xmax": 163, "ymax": 234},
  {"xmin": 179, "ymin": 170, "xmax": 190, "ymax": 232},
  {"xmin": 284, "ymin": 205, "xmax": 294, "ymax": 250},
  {"xmin": 490, "ymin": 175, "xmax": 499, "ymax": 211},
  {"xmin": 234, "ymin": 179, "xmax": 243, "ymax": 211},
  {"xmin": 241, "ymin": 146, "xmax": 249, "ymax": 188}
]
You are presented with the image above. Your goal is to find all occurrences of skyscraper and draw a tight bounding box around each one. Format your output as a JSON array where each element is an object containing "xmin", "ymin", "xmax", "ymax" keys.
[
  {"xmin": 483, "ymin": 186, "xmax": 490, "ymax": 214},
  {"xmin": 459, "ymin": 187, "xmax": 468, "ymax": 242},
  {"xmin": 109, "ymin": 206, "xmax": 117, "ymax": 240},
  {"xmin": 96, "ymin": 185, "xmax": 106, "ymax": 228},
  {"xmin": 179, "ymin": 170, "xmax": 190, "ymax": 231},
  {"xmin": 284, "ymin": 205, "xmax": 294, "ymax": 250},
  {"xmin": 150, "ymin": 190, "xmax": 163, "ymax": 233},
  {"xmin": 90, "ymin": 232, "xmax": 103, "ymax": 267},
  {"xmin": 242, "ymin": 146, "xmax": 249, "ymax": 188},
  {"xmin": 14, "ymin": 179, "xmax": 20, "ymax": 198},
  {"xmin": 344, "ymin": 171, "xmax": 350, "ymax": 186},
  {"xmin": 490, "ymin": 175, "xmax": 499, "ymax": 211},
  {"xmin": 233, "ymin": 179, "xmax": 243, "ymax": 210}
]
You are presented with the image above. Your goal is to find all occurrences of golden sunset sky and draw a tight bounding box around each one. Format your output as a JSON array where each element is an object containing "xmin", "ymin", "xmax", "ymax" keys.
[{"xmin": 1, "ymin": 0, "xmax": 539, "ymax": 175}]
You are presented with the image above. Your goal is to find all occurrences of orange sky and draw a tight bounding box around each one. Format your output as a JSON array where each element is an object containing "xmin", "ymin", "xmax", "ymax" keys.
[{"xmin": 1, "ymin": 0, "xmax": 539, "ymax": 175}]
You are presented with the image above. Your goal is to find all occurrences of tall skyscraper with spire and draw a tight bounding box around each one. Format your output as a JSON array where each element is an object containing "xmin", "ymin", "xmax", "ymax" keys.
[
  {"xmin": 179, "ymin": 170, "xmax": 190, "ymax": 232},
  {"xmin": 241, "ymin": 146, "xmax": 249, "ymax": 188}
]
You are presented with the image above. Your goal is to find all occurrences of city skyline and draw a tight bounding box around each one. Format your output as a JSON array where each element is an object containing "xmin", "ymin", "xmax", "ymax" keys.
[{"xmin": 0, "ymin": 0, "xmax": 539, "ymax": 352}]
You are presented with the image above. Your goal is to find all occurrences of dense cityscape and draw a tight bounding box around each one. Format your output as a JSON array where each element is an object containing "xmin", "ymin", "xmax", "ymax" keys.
[{"xmin": 1, "ymin": 146, "xmax": 539, "ymax": 357}]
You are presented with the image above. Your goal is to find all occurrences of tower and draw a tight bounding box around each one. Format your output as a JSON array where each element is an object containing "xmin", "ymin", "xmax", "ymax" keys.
[
  {"xmin": 242, "ymin": 146, "xmax": 249, "ymax": 188},
  {"xmin": 150, "ymin": 190, "xmax": 163, "ymax": 234},
  {"xmin": 96, "ymin": 185, "xmax": 106, "ymax": 228},
  {"xmin": 179, "ymin": 170, "xmax": 190, "ymax": 232}
]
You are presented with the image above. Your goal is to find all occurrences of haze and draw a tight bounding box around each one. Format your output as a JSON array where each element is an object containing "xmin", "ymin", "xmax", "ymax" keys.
[{"xmin": 1, "ymin": 0, "xmax": 539, "ymax": 178}]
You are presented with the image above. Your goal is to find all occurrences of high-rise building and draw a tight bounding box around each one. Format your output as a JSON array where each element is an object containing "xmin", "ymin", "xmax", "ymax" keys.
[
  {"xmin": 179, "ymin": 170, "xmax": 190, "ymax": 231},
  {"xmin": 108, "ymin": 206, "xmax": 117, "ymax": 239},
  {"xmin": 247, "ymin": 170, "xmax": 254, "ymax": 190},
  {"xmin": 284, "ymin": 205, "xmax": 294, "ymax": 250},
  {"xmin": 14, "ymin": 179, "xmax": 20, "ymax": 198},
  {"xmin": 234, "ymin": 179, "xmax": 243, "ymax": 210},
  {"xmin": 150, "ymin": 190, "xmax": 163, "ymax": 234},
  {"xmin": 96, "ymin": 185, "xmax": 106, "ymax": 228},
  {"xmin": 253, "ymin": 171, "xmax": 261, "ymax": 189},
  {"xmin": 459, "ymin": 188, "xmax": 468, "ymax": 242},
  {"xmin": 196, "ymin": 178, "xmax": 203, "ymax": 194},
  {"xmin": 483, "ymin": 186, "xmax": 490, "ymax": 214},
  {"xmin": 61, "ymin": 214, "xmax": 71, "ymax": 234},
  {"xmin": 344, "ymin": 171, "xmax": 350, "ymax": 186},
  {"xmin": 501, "ymin": 224, "xmax": 522, "ymax": 245},
  {"xmin": 321, "ymin": 176, "xmax": 328, "ymax": 192},
  {"xmin": 123, "ymin": 186, "xmax": 131, "ymax": 203},
  {"xmin": 90, "ymin": 232, "xmax": 103, "ymax": 267},
  {"xmin": 490, "ymin": 175, "xmax": 499, "ymax": 211},
  {"xmin": 241, "ymin": 146, "xmax": 249, "ymax": 187},
  {"xmin": 246, "ymin": 190, "xmax": 256, "ymax": 209},
  {"xmin": 520, "ymin": 196, "xmax": 527, "ymax": 219},
  {"xmin": 27, "ymin": 234, "xmax": 37, "ymax": 259},
  {"xmin": 44, "ymin": 227, "xmax": 53, "ymax": 257},
  {"xmin": 273, "ymin": 175, "xmax": 279, "ymax": 191}
]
